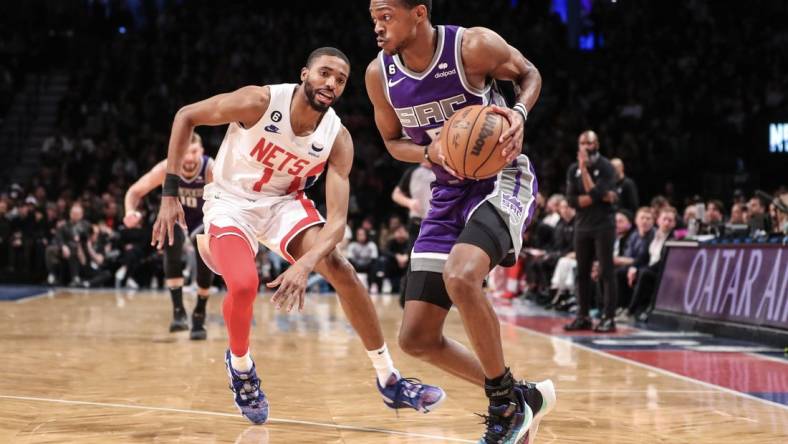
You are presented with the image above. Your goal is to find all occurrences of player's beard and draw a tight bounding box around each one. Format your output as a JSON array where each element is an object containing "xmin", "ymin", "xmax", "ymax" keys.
[{"xmin": 304, "ymin": 81, "xmax": 332, "ymax": 112}]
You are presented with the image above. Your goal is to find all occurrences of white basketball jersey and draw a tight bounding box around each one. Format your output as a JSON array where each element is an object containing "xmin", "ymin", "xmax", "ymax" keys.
[{"xmin": 206, "ymin": 83, "xmax": 341, "ymax": 200}]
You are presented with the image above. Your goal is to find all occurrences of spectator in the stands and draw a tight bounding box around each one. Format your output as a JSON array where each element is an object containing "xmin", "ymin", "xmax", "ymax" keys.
[
  {"xmin": 650, "ymin": 196, "xmax": 670, "ymax": 216},
  {"xmin": 378, "ymin": 215, "xmax": 403, "ymax": 251},
  {"xmin": 768, "ymin": 192, "xmax": 788, "ymax": 236},
  {"xmin": 45, "ymin": 202, "xmax": 91, "ymax": 286},
  {"xmin": 347, "ymin": 228, "xmax": 379, "ymax": 292},
  {"xmin": 747, "ymin": 196, "xmax": 769, "ymax": 234},
  {"xmin": 619, "ymin": 206, "xmax": 677, "ymax": 322},
  {"xmin": 613, "ymin": 209, "xmax": 634, "ymax": 259},
  {"xmin": 379, "ymin": 225, "xmax": 411, "ymax": 293},
  {"xmin": 545, "ymin": 199, "xmax": 578, "ymax": 309},
  {"xmin": 701, "ymin": 199, "xmax": 725, "ymax": 236},
  {"xmin": 541, "ymin": 194, "xmax": 565, "ymax": 228},
  {"xmin": 729, "ymin": 202, "xmax": 747, "ymax": 225},
  {"xmin": 0, "ymin": 200, "xmax": 10, "ymax": 271},
  {"xmin": 611, "ymin": 158, "xmax": 639, "ymax": 214},
  {"xmin": 615, "ymin": 207, "xmax": 654, "ymax": 310}
]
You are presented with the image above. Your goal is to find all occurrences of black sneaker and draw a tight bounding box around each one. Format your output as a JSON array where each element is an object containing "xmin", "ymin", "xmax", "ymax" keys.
[
  {"xmin": 169, "ymin": 308, "xmax": 188, "ymax": 332},
  {"xmin": 555, "ymin": 296, "xmax": 577, "ymax": 312},
  {"xmin": 563, "ymin": 316, "xmax": 593, "ymax": 331},
  {"xmin": 593, "ymin": 317, "xmax": 617, "ymax": 333},
  {"xmin": 477, "ymin": 384, "xmax": 530, "ymax": 444},
  {"xmin": 190, "ymin": 310, "xmax": 207, "ymax": 340}
]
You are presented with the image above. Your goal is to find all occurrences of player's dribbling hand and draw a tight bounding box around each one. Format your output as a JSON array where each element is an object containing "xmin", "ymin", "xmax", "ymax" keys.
[
  {"xmin": 429, "ymin": 138, "xmax": 462, "ymax": 180},
  {"xmin": 490, "ymin": 105, "xmax": 525, "ymax": 163},
  {"xmin": 151, "ymin": 196, "xmax": 186, "ymax": 249},
  {"xmin": 267, "ymin": 262, "xmax": 309, "ymax": 312}
]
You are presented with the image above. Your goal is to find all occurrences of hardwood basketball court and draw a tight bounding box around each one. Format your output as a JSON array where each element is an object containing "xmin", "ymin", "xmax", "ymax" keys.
[{"xmin": 0, "ymin": 289, "xmax": 786, "ymax": 443}]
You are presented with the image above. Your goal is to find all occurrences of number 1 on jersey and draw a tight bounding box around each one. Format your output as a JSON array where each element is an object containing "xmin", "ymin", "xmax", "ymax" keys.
[{"xmin": 252, "ymin": 167, "xmax": 274, "ymax": 192}]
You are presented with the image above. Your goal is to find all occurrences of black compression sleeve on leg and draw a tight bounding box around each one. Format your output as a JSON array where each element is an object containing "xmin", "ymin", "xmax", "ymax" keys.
[
  {"xmin": 195, "ymin": 244, "xmax": 214, "ymax": 289},
  {"xmin": 163, "ymin": 228, "xmax": 185, "ymax": 280}
]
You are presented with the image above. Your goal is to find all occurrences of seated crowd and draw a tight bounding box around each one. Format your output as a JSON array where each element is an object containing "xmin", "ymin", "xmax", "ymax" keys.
[{"xmin": 501, "ymin": 175, "xmax": 788, "ymax": 323}]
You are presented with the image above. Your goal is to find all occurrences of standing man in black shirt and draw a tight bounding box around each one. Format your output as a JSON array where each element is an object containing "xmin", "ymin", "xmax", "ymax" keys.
[
  {"xmin": 611, "ymin": 158, "xmax": 639, "ymax": 214},
  {"xmin": 564, "ymin": 131, "xmax": 619, "ymax": 333}
]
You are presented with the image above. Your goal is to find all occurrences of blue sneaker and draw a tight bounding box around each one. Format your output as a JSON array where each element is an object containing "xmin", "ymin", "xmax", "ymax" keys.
[
  {"xmin": 224, "ymin": 350, "xmax": 269, "ymax": 424},
  {"xmin": 377, "ymin": 374, "xmax": 446, "ymax": 413}
]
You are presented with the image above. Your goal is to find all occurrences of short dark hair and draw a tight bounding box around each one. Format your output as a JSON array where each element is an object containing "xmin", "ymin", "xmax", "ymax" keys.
[
  {"xmin": 397, "ymin": 0, "xmax": 432, "ymax": 20},
  {"xmin": 707, "ymin": 199, "xmax": 726, "ymax": 215},
  {"xmin": 617, "ymin": 209, "xmax": 634, "ymax": 225},
  {"xmin": 306, "ymin": 47, "xmax": 350, "ymax": 68}
]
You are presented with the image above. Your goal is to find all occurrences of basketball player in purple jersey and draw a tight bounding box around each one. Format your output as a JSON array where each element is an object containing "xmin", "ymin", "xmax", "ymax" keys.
[
  {"xmin": 124, "ymin": 133, "xmax": 215, "ymax": 340},
  {"xmin": 365, "ymin": 1, "xmax": 555, "ymax": 442}
]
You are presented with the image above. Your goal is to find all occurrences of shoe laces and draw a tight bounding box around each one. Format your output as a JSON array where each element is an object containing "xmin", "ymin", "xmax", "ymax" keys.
[
  {"xmin": 229, "ymin": 371, "xmax": 262, "ymax": 408},
  {"xmin": 391, "ymin": 377, "xmax": 425, "ymax": 416},
  {"xmin": 476, "ymin": 402, "xmax": 516, "ymax": 443}
]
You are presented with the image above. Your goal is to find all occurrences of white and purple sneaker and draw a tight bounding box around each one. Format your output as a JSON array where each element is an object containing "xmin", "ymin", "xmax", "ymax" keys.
[
  {"xmin": 377, "ymin": 374, "xmax": 446, "ymax": 413},
  {"xmin": 224, "ymin": 350, "xmax": 269, "ymax": 424}
]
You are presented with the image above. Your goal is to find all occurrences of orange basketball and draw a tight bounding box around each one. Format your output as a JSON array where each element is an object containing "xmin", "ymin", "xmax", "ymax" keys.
[{"xmin": 440, "ymin": 105, "xmax": 510, "ymax": 180}]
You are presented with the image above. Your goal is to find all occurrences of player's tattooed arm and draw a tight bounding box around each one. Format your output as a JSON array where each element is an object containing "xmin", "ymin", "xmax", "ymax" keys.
[
  {"xmin": 462, "ymin": 27, "xmax": 541, "ymax": 162},
  {"xmin": 153, "ymin": 86, "xmax": 270, "ymax": 249},
  {"xmin": 267, "ymin": 126, "xmax": 354, "ymax": 312}
]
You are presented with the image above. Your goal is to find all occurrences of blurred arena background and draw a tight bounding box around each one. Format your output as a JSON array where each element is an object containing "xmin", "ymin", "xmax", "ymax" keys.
[{"xmin": 0, "ymin": 1, "xmax": 786, "ymax": 443}]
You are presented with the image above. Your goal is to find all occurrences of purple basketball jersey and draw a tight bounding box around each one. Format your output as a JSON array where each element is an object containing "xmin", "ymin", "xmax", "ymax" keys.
[
  {"xmin": 378, "ymin": 25, "xmax": 505, "ymax": 184},
  {"xmin": 178, "ymin": 155, "xmax": 210, "ymax": 233},
  {"xmin": 378, "ymin": 25, "xmax": 538, "ymax": 270}
]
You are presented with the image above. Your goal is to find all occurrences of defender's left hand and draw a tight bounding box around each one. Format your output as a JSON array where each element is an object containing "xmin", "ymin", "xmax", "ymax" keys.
[
  {"xmin": 267, "ymin": 261, "xmax": 311, "ymax": 312},
  {"xmin": 490, "ymin": 105, "xmax": 525, "ymax": 163}
]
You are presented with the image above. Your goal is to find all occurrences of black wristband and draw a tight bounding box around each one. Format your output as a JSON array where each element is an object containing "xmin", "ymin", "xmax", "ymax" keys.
[
  {"xmin": 162, "ymin": 173, "xmax": 180, "ymax": 197},
  {"xmin": 424, "ymin": 145, "xmax": 432, "ymax": 164}
]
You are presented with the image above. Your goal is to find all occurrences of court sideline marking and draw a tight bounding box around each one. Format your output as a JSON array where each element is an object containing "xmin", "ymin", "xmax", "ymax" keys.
[
  {"xmin": 499, "ymin": 315, "xmax": 788, "ymax": 412},
  {"xmin": 0, "ymin": 394, "xmax": 475, "ymax": 443}
]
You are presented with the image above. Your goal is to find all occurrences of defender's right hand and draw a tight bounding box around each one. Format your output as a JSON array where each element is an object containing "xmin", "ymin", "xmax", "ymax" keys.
[{"xmin": 151, "ymin": 196, "xmax": 186, "ymax": 249}]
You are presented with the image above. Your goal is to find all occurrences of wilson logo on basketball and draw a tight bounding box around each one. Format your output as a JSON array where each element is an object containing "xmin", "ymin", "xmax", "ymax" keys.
[{"xmin": 470, "ymin": 114, "xmax": 497, "ymax": 156}]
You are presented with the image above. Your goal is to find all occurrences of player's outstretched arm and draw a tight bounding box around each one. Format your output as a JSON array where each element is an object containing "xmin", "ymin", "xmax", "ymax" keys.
[
  {"xmin": 123, "ymin": 161, "xmax": 166, "ymax": 228},
  {"xmin": 267, "ymin": 126, "xmax": 354, "ymax": 312},
  {"xmin": 462, "ymin": 27, "xmax": 542, "ymax": 161},
  {"xmin": 151, "ymin": 86, "xmax": 270, "ymax": 249}
]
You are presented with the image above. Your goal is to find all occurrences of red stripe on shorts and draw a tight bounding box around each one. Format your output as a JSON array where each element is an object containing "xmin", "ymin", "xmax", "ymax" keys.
[{"xmin": 278, "ymin": 199, "xmax": 321, "ymax": 263}]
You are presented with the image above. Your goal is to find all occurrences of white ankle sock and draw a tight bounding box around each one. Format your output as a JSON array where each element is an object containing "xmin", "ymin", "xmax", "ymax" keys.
[
  {"xmin": 231, "ymin": 351, "xmax": 253, "ymax": 372},
  {"xmin": 367, "ymin": 343, "xmax": 398, "ymax": 386}
]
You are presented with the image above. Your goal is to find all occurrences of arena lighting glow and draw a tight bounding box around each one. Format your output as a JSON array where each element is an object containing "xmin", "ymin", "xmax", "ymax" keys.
[
  {"xmin": 769, "ymin": 122, "xmax": 788, "ymax": 153},
  {"xmin": 551, "ymin": 0, "xmax": 568, "ymax": 22}
]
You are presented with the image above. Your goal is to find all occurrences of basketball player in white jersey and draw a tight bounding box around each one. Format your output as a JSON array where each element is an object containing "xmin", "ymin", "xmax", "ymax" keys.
[
  {"xmin": 151, "ymin": 47, "xmax": 444, "ymax": 425},
  {"xmin": 124, "ymin": 133, "xmax": 214, "ymax": 340}
]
